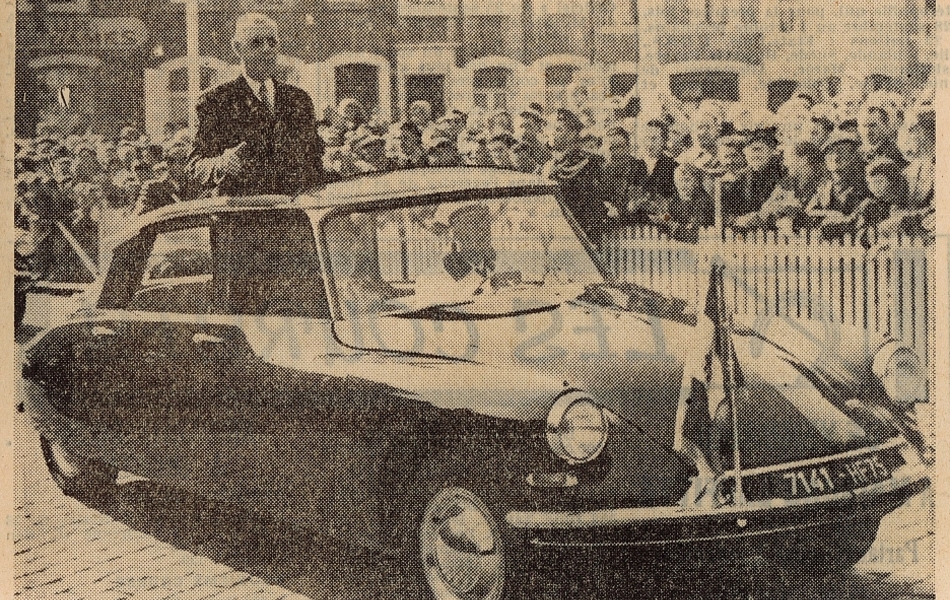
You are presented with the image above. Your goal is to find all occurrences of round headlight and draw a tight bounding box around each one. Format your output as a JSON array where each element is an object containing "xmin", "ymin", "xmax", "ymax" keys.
[
  {"xmin": 546, "ymin": 391, "xmax": 608, "ymax": 464},
  {"xmin": 873, "ymin": 342, "xmax": 926, "ymax": 409}
]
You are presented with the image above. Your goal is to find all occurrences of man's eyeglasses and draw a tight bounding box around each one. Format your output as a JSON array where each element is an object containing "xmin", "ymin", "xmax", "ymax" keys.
[{"xmin": 247, "ymin": 35, "xmax": 278, "ymax": 50}]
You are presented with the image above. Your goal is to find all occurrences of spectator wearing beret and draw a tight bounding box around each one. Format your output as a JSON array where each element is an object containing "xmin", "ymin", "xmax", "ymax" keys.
[
  {"xmin": 602, "ymin": 126, "xmax": 650, "ymax": 227},
  {"xmin": 541, "ymin": 108, "xmax": 608, "ymax": 248}
]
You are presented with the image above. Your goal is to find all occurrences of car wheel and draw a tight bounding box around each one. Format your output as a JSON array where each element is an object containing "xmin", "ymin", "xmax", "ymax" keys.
[
  {"xmin": 766, "ymin": 518, "xmax": 880, "ymax": 576},
  {"xmin": 40, "ymin": 435, "xmax": 118, "ymax": 498},
  {"xmin": 417, "ymin": 487, "xmax": 506, "ymax": 600}
]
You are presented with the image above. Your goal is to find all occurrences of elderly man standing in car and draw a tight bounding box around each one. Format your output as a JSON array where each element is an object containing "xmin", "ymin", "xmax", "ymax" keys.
[{"xmin": 189, "ymin": 13, "xmax": 324, "ymax": 197}]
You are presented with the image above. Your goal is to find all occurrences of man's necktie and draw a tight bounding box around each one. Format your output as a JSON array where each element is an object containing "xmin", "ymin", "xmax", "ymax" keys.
[{"xmin": 260, "ymin": 82, "xmax": 272, "ymax": 112}]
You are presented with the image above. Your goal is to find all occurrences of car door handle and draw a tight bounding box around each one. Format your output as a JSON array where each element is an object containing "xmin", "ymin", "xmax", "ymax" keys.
[
  {"xmin": 192, "ymin": 332, "xmax": 225, "ymax": 345},
  {"xmin": 91, "ymin": 326, "xmax": 116, "ymax": 337}
]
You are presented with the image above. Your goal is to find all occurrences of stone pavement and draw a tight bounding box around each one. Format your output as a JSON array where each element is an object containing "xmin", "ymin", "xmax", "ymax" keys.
[{"xmin": 12, "ymin": 408, "xmax": 935, "ymax": 600}]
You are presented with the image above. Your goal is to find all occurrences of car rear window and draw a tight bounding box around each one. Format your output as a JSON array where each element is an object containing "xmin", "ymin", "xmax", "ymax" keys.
[{"xmin": 128, "ymin": 226, "xmax": 213, "ymax": 314}]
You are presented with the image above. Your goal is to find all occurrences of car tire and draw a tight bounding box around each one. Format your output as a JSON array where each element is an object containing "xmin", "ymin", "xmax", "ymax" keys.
[
  {"xmin": 414, "ymin": 487, "xmax": 508, "ymax": 600},
  {"xmin": 40, "ymin": 435, "xmax": 118, "ymax": 498},
  {"xmin": 766, "ymin": 518, "xmax": 880, "ymax": 577}
]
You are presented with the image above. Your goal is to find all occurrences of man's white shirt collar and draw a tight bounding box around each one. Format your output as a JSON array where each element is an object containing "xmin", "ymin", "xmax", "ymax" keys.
[{"xmin": 243, "ymin": 71, "xmax": 274, "ymax": 108}]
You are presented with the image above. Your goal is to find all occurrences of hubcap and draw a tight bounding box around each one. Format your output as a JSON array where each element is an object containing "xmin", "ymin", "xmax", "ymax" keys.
[{"xmin": 420, "ymin": 488, "xmax": 504, "ymax": 600}]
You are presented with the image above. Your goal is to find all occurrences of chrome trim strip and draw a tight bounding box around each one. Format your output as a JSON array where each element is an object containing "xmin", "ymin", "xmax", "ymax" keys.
[
  {"xmin": 505, "ymin": 465, "xmax": 928, "ymax": 531},
  {"xmin": 526, "ymin": 508, "xmax": 877, "ymax": 548}
]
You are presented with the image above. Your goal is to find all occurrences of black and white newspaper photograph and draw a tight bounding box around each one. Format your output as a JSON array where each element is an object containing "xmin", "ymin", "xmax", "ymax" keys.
[{"xmin": 5, "ymin": 0, "xmax": 946, "ymax": 598}]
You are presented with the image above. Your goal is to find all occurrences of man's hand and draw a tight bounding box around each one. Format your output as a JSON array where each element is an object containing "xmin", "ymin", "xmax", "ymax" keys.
[{"xmin": 217, "ymin": 141, "xmax": 247, "ymax": 179}]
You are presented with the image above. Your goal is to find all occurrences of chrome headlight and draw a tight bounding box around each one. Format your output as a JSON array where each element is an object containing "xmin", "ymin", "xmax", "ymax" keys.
[
  {"xmin": 545, "ymin": 391, "xmax": 608, "ymax": 464},
  {"xmin": 873, "ymin": 342, "xmax": 926, "ymax": 409}
]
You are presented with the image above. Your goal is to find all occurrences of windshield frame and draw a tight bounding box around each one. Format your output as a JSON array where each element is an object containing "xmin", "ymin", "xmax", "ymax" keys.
[{"xmin": 312, "ymin": 184, "xmax": 612, "ymax": 320}]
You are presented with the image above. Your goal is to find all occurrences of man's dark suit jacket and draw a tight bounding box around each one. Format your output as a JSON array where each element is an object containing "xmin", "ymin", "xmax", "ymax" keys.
[
  {"xmin": 643, "ymin": 153, "xmax": 677, "ymax": 201},
  {"xmin": 189, "ymin": 75, "xmax": 325, "ymax": 197}
]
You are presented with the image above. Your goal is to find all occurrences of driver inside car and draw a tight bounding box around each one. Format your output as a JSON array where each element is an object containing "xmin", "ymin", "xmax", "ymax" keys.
[{"xmin": 407, "ymin": 202, "xmax": 523, "ymax": 308}]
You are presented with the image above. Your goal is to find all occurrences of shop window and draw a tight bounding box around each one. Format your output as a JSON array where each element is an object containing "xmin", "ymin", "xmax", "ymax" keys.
[
  {"xmin": 335, "ymin": 63, "xmax": 380, "ymax": 114},
  {"xmin": 544, "ymin": 65, "xmax": 579, "ymax": 111},
  {"xmin": 669, "ymin": 71, "xmax": 740, "ymax": 103},
  {"xmin": 168, "ymin": 66, "xmax": 220, "ymax": 129},
  {"xmin": 767, "ymin": 79, "xmax": 798, "ymax": 113},
  {"xmin": 608, "ymin": 73, "xmax": 637, "ymax": 97},
  {"xmin": 406, "ymin": 75, "xmax": 446, "ymax": 119},
  {"xmin": 473, "ymin": 67, "xmax": 512, "ymax": 110}
]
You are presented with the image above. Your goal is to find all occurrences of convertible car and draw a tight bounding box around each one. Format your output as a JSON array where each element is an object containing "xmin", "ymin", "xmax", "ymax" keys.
[{"xmin": 21, "ymin": 168, "xmax": 930, "ymax": 599}]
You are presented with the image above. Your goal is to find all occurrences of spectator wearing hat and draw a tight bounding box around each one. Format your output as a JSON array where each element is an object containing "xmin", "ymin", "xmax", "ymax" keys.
[
  {"xmin": 735, "ymin": 141, "xmax": 826, "ymax": 233},
  {"xmin": 861, "ymin": 105, "xmax": 908, "ymax": 170},
  {"xmin": 602, "ymin": 126, "xmax": 649, "ymax": 227},
  {"xmin": 541, "ymin": 108, "xmax": 608, "ymax": 248},
  {"xmin": 641, "ymin": 119, "xmax": 678, "ymax": 203},
  {"xmin": 807, "ymin": 132, "xmax": 870, "ymax": 237},
  {"xmin": 721, "ymin": 128, "xmax": 785, "ymax": 224},
  {"xmin": 486, "ymin": 131, "xmax": 517, "ymax": 170},
  {"xmin": 189, "ymin": 12, "xmax": 325, "ymax": 197},
  {"xmin": 517, "ymin": 103, "xmax": 551, "ymax": 169}
]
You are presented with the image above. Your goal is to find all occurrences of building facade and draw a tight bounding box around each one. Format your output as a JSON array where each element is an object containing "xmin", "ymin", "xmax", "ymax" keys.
[{"xmin": 15, "ymin": 0, "xmax": 935, "ymax": 138}]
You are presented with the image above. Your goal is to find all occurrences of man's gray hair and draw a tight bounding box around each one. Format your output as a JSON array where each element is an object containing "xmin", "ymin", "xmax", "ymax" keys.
[{"xmin": 233, "ymin": 12, "xmax": 278, "ymax": 44}]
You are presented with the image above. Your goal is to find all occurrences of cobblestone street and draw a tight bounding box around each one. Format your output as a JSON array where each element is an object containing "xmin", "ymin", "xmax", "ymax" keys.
[{"xmin": 12, "ymin": 409, "xmax": 934, "ymax": 600}]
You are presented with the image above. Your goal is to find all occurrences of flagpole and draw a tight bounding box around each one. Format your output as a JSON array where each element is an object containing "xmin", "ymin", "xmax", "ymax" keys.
[
  {"xmin": 185, "ymin": 0, "xmax": 199, "ymax": 138},
  {"xmin": 712, "ymin": 172, "xmax": 746, "ymax": 505}
]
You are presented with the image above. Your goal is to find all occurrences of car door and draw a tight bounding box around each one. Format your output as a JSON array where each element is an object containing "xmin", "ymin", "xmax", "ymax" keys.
[
  {"xmin": 195, "ymin": 209, "xmax": 340, "ymax": 521},
  {"xmin": 120, "ymin": 219, "xmax": 217, "ymax": 489}
]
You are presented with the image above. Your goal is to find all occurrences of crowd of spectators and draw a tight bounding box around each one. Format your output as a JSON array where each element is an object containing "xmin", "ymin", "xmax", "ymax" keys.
[
  {"xmin": 310, "ymin": 79, "xmax": 936, "ymax": 247},
  {"xmin": 14, "ymin": 76, "xmax": 936, "ymax": 290}
]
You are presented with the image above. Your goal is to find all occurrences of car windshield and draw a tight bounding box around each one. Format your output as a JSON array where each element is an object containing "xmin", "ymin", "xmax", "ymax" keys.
[{"xmin": 323, "ymin": 194, "xmax": 605, "ymax": 318}]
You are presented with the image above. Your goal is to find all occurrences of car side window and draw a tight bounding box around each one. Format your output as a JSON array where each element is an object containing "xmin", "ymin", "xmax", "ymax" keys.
[
  {"xmin": 217, "ymin": 210, "xmax": 331, "ymax": 318},
  {"xmin": 127, "ymin": 226, "xmax": 213, "ymax": 314}
]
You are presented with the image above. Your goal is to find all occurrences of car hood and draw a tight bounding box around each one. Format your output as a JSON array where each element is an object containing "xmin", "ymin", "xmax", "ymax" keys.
[{"xmin": 335, "ymin": 301, "xmax": 884, "ymax": 468}]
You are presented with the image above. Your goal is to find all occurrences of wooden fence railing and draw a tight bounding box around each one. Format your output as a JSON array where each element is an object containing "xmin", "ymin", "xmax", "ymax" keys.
[{"xmin": 603, "ymin": 226, "xmax": 935, "ymax": 366}]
